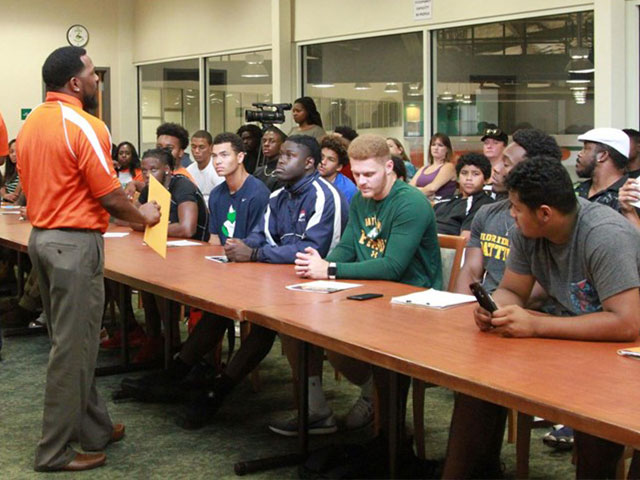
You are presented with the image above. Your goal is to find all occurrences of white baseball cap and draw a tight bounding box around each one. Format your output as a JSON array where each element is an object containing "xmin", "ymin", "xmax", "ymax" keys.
[{"xmin": 577, "ymin": 128, "xmax": 629, "ymax": 158}]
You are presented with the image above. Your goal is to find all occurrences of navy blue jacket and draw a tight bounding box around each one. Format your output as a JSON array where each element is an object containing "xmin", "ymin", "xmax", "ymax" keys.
[{"xmin": 244, "ymin": 171, "xmax": 349, "ymax": 263}]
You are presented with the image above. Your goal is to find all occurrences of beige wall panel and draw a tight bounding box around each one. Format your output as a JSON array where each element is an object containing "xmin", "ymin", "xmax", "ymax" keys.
[
  {"xmin": 133, "ymin": 0, "xmax": 272, "ymax": 63},
  {"xmin": 294, "ymin": 0, "xmax": 591, "ymax": 42},
  {"xmin": 0, "ymin": 0, "xmax": 135, "ymax": 143}
]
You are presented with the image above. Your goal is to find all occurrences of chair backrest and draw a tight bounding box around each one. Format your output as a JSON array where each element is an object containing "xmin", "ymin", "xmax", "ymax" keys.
[{"xmin": 437, "ymin": 234, "xmax": 466, "ymax": 292}]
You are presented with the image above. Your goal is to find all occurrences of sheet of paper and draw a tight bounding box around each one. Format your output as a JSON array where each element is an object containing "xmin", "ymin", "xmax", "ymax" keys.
[
  {"xmin": 0, "ymin": 211, "xmax": 21, "ymax": 215},
  {"xmin": 143, "ymin": 175, "xmax": 171, "ymax": 258},
  {"xmin": 103, "ymin": 232, "xmax": 130, "ymax": 238},
  {"xmin": 0, "ymin": 205, "xmax": 21, "ymax": 209},
  {"xmin": 167, "ymin": 239, "xmax": 202, "ymax": 247},
  {"xmin": 286, "ymin": 280, "xmax": 362, "ymax": 294},
  {"xmin": 391, "ymin": 289, "xmax": 476, "ymax": 309}
]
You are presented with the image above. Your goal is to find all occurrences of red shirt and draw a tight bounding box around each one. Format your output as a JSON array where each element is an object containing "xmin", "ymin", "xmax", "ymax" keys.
[{"xmin": 17, "ymin": 92, "xmax": 121, "ymax": 232}]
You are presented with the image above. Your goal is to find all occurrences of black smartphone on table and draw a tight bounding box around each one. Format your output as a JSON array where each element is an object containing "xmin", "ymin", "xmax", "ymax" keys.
[
  {"xmin": 469, "ymin": 282, "xmax": 498, "ymax": 313},
  {"xmin": 347, "ymin": 293, "xmax": 383, "ymax": 301}
]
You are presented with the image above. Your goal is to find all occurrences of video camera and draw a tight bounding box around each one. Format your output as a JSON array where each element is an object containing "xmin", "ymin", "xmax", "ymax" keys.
[{"xmin": 245, "ymin": 102, "xmax": 292, "ymax": 127}]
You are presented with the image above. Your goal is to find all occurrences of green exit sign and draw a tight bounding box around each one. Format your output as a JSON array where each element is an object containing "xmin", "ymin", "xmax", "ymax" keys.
[{"xmin": 21, "ymin": 108, "xmax": 32, "ymax": 120}]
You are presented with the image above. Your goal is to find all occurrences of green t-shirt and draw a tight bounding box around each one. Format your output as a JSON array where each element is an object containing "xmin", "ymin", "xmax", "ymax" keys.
[{"xmin": 327, "ymin": 180, "xmax": 442, "ymax": 289}]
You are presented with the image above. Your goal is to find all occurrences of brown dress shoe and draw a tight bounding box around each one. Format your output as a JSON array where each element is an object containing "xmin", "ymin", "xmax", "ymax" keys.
[
  {"xmin": 60, "ymin": 452, "xmax": 106, "ymax": 471},
  {"xmin": 111, "ymin": 423, "xmax": 125, "ymax": 443}
]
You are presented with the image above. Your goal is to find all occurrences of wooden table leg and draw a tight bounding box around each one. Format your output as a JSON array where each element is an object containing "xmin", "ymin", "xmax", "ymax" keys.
[
  {"xmin": 96, "ymin": 283, "xmax": 158, "ymax": 377},
  {"xmin": 389, "ymin": 370, "xmax": 398, "ymax": 479},
  {"xmin": 516, "ymin": 412, "xmax": 533, "ymax": 479},
  {"xmin": 119, "ymin": 283, "xmax": 130, "ymax": 365},
  {"xmin": 298, "ymin": 341, "xmax": 309, "ymax": 455},
  {"xmin": 161, "ymin": 297, "xmax": 173, "ymax": 369},
  {"xmin": 16, "ymin": 251, "xmax": 24, "ymax": 298}
]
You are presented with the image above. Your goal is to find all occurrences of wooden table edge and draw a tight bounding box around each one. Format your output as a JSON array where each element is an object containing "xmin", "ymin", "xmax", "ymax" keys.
[{"xmin": 244, "ymin": 308, "xmax": 640, "ymax": 448}]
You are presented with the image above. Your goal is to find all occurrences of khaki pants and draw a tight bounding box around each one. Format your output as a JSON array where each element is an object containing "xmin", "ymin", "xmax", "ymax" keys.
[{"xmin": 29, "ymin": 228, "xmax": 113, "ymax": 471}]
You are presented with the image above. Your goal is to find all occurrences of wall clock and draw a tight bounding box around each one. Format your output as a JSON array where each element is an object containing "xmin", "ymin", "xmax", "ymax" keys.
[{"xmin": 66, "ymin": 24, "xmax": 89, "ymax": 47}]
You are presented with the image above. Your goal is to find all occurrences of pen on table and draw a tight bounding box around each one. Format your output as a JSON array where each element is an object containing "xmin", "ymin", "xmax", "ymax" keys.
[{"xmin": 405, "ymin": 300, "xmax": 430, "ymax": 305}]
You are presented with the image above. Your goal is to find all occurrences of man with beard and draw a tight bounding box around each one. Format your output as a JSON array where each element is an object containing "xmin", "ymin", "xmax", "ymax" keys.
[
  {"xmin": 575, "ymin": 127, "xmax": 630, "ymax": 212},
  {"xmin": 17, "ymin": 46, "xmax": 161, "ymax": 471}
]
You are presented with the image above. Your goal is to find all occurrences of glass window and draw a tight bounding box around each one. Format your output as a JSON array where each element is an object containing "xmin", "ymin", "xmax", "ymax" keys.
[
  {"xmin": 206, "ymin": 50, "xmax": 272, "ymax": 135},
  {"xmin": 302, "ymin": 33, "xmax": 424, "ymax": 164},
  {"xmin": 139, "ymin": 59, "xmax": 200, "ymax": 153},
  {"xmin": 434, "ymin": 11, "xmax": 594, "ymax": 139}
]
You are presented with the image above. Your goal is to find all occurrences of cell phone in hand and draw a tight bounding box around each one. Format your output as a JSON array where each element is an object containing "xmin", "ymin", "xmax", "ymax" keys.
[
  {"xmin": 469, "ymin": 282, "xmax": 498, "ymax": 313},
  {"xmin": 347, "ymin": 293, "xmax": 383, "ymax": 301}
]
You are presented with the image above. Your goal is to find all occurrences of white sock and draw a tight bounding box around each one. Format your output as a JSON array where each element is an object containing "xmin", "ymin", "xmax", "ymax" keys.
[
  {"xmin": 307, "ymin": 376, "xmax": 331, "ymax": 416},
  {"xmin": 359, "ymin": 375, "xmax": 374, "ymax": 402}
]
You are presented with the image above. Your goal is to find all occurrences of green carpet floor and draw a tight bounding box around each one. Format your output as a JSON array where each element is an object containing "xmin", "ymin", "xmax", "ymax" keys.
[{"xmin": 0, "ymin": 324, "xmax": 578, "ymax": 479}]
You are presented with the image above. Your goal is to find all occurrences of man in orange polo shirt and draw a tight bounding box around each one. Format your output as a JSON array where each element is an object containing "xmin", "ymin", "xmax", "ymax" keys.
[
  {"xmin": 17, "ymin": 46, "xmax": 160, "ymax": 473},
  {"xmin": 0, "ymin": 111, "xmax": 8, "ymax": 355}
]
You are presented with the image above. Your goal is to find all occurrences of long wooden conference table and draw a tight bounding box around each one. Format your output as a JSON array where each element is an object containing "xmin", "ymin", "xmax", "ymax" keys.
[{"xmin": 3, "ymin": 212, "xmax": 640, "ymax": 477}]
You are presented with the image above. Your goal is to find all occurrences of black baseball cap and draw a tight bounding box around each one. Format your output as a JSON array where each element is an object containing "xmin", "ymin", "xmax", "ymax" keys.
[{"xmin": 481, "ymin": 127, "xmax": 508, "ymax": 145}]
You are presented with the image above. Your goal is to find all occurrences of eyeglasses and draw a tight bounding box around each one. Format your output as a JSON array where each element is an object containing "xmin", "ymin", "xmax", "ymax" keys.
[{"xmin": 484, "ymin": 128, "xmax": 504, "ymax": 136}]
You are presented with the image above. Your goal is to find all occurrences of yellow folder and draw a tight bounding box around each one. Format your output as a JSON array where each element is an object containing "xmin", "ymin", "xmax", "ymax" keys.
[{"xmin": 143, "ymin": 175, "xmax": 171, "ymax": 258}]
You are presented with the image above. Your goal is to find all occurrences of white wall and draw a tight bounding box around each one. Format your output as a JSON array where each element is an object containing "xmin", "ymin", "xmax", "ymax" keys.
[{"xmin": 0, "ymin": 0, "xmax": 136, "ymax": 142}]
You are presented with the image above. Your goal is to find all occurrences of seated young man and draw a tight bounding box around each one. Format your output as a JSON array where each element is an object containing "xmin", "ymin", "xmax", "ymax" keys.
[
  {"xmin": 575, "ymin": 127, "xmax": 630, "ymax": 213},
  {"xmin": 169, "ymin": 135, "xmax": 348, "ymax": 429},
  {"xmin": 543, "ymin": 130, "xmax": 631, "ymax": 449},
  {"xmin": 442, "ymin": 156, "xmax": 640, "ymax": 479},
  {"xmin": 318, "ymin": 135, "xmax": 357, "ymax": 203},
  {"xmin": 121, "ymin": 133, "xmax": 269, "ymax": 393},
  {"xmin": 207, "ymin": 133, "xmax": 270, "ymax": 245},
  {"xmin": 253, "ymin": 126, "xmax": 287, "ymax": 192},
  {"xmin": 129, "ymin": 148, "xmax": 210, "ymax": 361},
  {"xmin": 433, "ymin": 153, "xmax": 493, "ymax": 241},
  {"xmin": 124, "ymin": 123, "xmax": 195, "ymax": 198},
  {"xmin": 479, "ymin": 126, "xmax": 508, "ymax": 197},
  {"xmin": 455, "ymin": 128, "xmax": 562, "ymax": 295},
  {"xmin": 186, "ymin": 129, "xmax": 224, "ymax": 204},
  {"xmin": 284, "ymin": 134, "xmax": 442, "ymax": 471},
  {"xmin": 236, "ymin": 124, "xmax": 263, "ymax": 174}
]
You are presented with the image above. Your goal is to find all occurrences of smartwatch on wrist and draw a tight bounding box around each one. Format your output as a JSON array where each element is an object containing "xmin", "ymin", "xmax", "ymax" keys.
[{"xmin": 328, "ymin": 262, "xmax": 337, "ymax": 280}]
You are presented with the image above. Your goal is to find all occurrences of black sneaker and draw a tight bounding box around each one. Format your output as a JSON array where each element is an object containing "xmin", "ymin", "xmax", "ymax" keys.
[
  {"xmin": 182, "ymin": 361, "xmax": 217, "ymax": 389},
  {"xmin": 176, "ymin": 387, "xmax": 226, "ymax": 430}
]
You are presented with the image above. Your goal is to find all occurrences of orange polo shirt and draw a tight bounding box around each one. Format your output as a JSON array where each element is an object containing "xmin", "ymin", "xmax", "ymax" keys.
[
  {"xmin": 0, "ymin": 112, "xmax": 8, "ymax": 156},
  {"xmin": 17, "ymin": 92, "xmax": 121, "ymax": 232}
]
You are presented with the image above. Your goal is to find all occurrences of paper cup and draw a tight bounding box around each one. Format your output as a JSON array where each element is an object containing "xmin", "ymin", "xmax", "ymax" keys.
[{"xmin": 632, "ymin": 179, "xmax": 640, "ymax": 209}]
